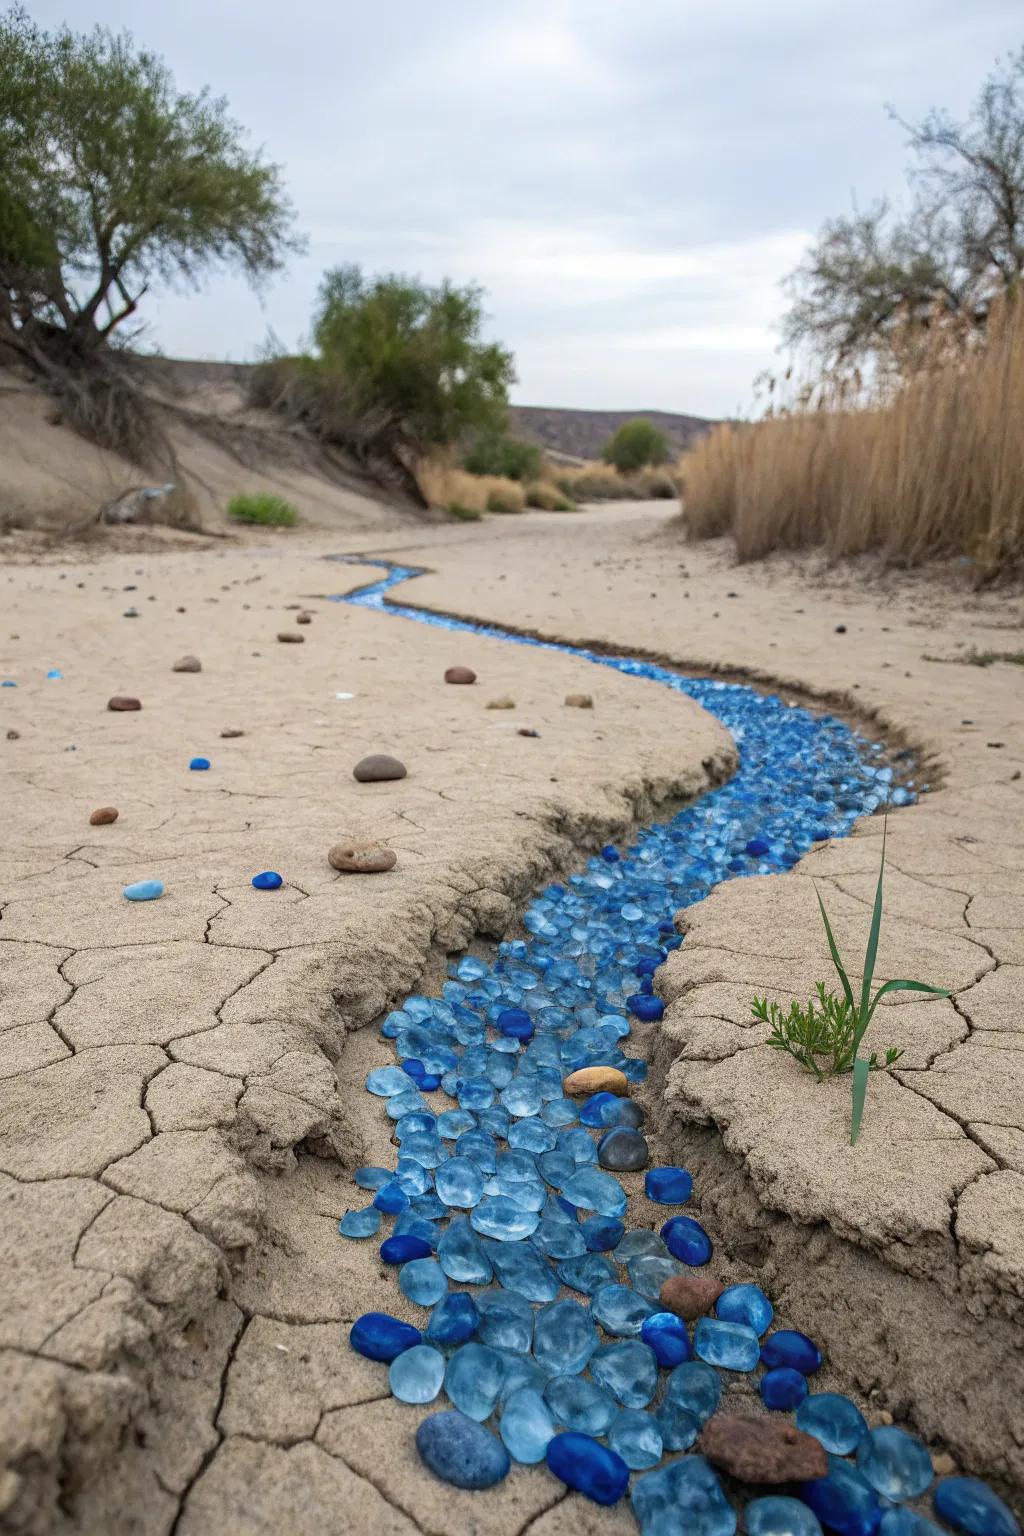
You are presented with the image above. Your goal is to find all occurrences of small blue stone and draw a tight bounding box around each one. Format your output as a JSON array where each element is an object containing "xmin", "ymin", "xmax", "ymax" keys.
[
  {"xmin": 499, "ymin": 1388, "xmax": 555, "ymax": 1465},
  {"xmin": 597, "ymin": 1127, "xmax": 650, "ymax": 1171},
  {"xmin": 856, "ymin": 1426, "xmax": 933, "ymax": 1501},
  {"xmin": 641, "ymin": 1311, "xmax": 692, "ymax": 1367},
  {"xmin": 372, "ymin": 1180, "xmax": 410, "ymax": 1214},
  {"xmin": 189, "ymin": 756, "xmax": 211, "ymax": 770},
  {"xmin": 533, "ymin": 1297, "xmax": 598, "ymax": 1374},
  {"xmin": 444, "ymin": 1342, "xmax": 507, "ymax": 1420},
  {"xmin": 416, "ymin": 1410, "xmax": 510, "ymax": 1489},
  {"xmin": 388, "ymin": 1343, "xmax": 445, "ymax": 1403},
  {"xmin": 632, "ymin": 1455, "xmax": 736, "ymax": 1536},
  {"xmin": 561, "ymin": 1167, "xmax": 627, "ymax": 1218},
  {"xmin": 800, "ymin": 1455, "xmax": 882, "ymax": 1536},
  {"xmin": 252, "ymin": 870, "xmax": 283, "ymax": 890},
  {"xmin": 379, "ymin": 1234, "xmax": 432, "ymax": 1264},
  {"xmin": 627, "ymin": 993, "xmax": 664, "ymax": 1021},
  {"xmin": 556, "ymin": 1252, "xmax": 618, "ymax": 1295},
  {"xmin": 694, "ymin": 1317, "xmax": 760, "ymax": 1372},
  {"xmin": 582, "ymin": 1215, "xmax": 625, "ymax": 1251},
  {"xmin": 880, "ymin": 1511, "xmax": 946, "ymax": 1536},
  {"xmin": 715, "ymin": 1282, "xmax": 773, "ymax": 1336},
  {"xmin": 438, "ymin": 1216, "xmax": 493, "ymax": 1282},
  {"xmin": 354, "ymin": 1166, "xmax": 391, "ymax": 1190},
  {"xmin": 470, "ymin": 1196, "xmax": 540, "ymax": 1241},
  {"xmin": 797, "ymin": 1392, "xmax": 869, "ymax": 1455},
  {"xmin": 761, "ymin": 1366, "xmax": 810, "ymax": 1411},
  {"xmin": 398, "ymin": 1257, "xmax": 447, "ymax": 1306},
  {"xmin": 590, "ymin": 1282, "xmax": 656, "ymax": 1337},
  {"xmin": 661, "ymin": 1214, "xmax": 712, "ymax": 1264},
  {"xmin": 645, "ymin": 1165, "xmax": 693, "ymax": 1203},
  {"xmin": 123, "ymin": 880, "xmax": 164, "ymax": 901},
  {"xmin": 435, "ymin": 1156, "xmax": 485, "ymax": 1208},
  {"xmin": 746, "ymin": 837, "xmax": 771, "ymax": 856},
  {"xmin": 338, "ymin": 1208, "xmax": 381, "ymax": 1239},
  {"xmin": 761, "ymin": 1328, "xmax": 823, "ymax": 1375},
  {"xmin": 546, "ymin": 1431, "xmax": 630, "ymax": 1506},
  {"xmin": 497, "ymin": 1007, "xmax": 534, "ymax": 1040},
  {"xmin": 747, "ymin": 1495, "xmax": 824, "ymax": 1536},
  {"xmin": 426, "ymin": 1291, "xmax": 479, "ymax": 1345},
  {"xmin": 544, "ymin": 1375, "xmax": 617, "ymax": 1435},
  {"xmin": 662, "ymin": 1360, "xmax": 721, "ymax": 1426},
  {"xmin": 600, "ymin": 845, "xmax": 620, "ymax": 862},
  {"xmin": 590, "ymin": 1339, "xmax": 659, "ymax": 1408},
  {"xmin": 475, "ymin": 1290, "xmax": 535, "ymax": 1352},
  {"xmin": 349, "ymin": 1311, "xmax": 421, "ymax": 1362},
  {"xmin": 608, "ymin": 1409, "xmax": 662, "ymax": 1471},
  {"xmin": 933, "ymin": 1479, "xmax": 1020, "ymax": 1536},
  {"xmin": 46, "ymin": 669, "xmax": 63, "ymax": 680}
]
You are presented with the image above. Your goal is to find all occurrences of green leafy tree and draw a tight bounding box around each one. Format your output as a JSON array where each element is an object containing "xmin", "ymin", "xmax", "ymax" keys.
[
  {"xmin": 784, "ymin": 46, "xmax": 1024, "ymax": 375},
  {"xmin": 601, "ymin": 417, "xmax": 669, "ymax": 472},
  {"xmin": 0, "ymin": 6, "xmax": 300, "ymax": 357},
  {"xmin": 312, "ymin": 264, "xmax": 515, "ymax": 448}
]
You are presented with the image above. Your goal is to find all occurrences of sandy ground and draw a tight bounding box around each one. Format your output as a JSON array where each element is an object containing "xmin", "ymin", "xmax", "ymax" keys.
[{"xmin": 2, "ymin": 503, "xmax": 1024, "ymax": 1531}]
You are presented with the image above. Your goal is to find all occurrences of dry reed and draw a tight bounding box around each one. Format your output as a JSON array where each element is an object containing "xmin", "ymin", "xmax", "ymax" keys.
[{"xmin": 682, "ymin": 300, "xmax": 1024, "ymax": 574}]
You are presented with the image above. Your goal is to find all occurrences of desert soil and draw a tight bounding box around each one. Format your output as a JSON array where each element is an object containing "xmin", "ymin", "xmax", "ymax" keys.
[{"xmin": 2, "ymin": 501, "xmax": 1023, "ymax": 1533}]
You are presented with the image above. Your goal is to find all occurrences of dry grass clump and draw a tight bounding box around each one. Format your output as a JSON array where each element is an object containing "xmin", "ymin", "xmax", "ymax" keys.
[
  {"xmin": 682, "ymin": 299, "xmax": 1024, "ymax": 575},
  {"xmin": 525, "ymin": 482, "xmax": 575, "ymax": 511},
  {"xmin": 555, "ymin": 463, "xmax": 679, "ymax": 503},
  {"xmin": 417, "ymin": 457, "xmax": 524, "ymax": 516}
]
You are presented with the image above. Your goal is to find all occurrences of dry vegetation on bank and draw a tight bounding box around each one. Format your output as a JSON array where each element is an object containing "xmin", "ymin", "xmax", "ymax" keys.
[{"xmin": 681, "ymin": 300, "xmax": 1024, "ymax": 576}]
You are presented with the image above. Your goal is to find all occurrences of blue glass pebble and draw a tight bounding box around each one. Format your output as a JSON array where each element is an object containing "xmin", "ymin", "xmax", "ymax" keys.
[
  {"xmin": 546, "ymin": 1431, "xmax": 630, "ymax": 1507},
  {"xmin": 354, "ymin": 1166, "xmax": 391, "ymax": 1190},
  {"xmin": 252, "ymin": 870, "xmax": 283, "ymax": 890},
  {"xmin": 560, "ymin": 1167, "xmax": 627, "ymax": 1218},
  {"xmin": 123, "ymin": 880, "xmax": 164, "ymax": 901},
  {"xmin": 582, "ymin": 1215, "xmax": 625, "ymax": 1251},
  {"xmin": 445, "ymin": 1342, "xmax": 507, "ymax": 1420},
  {"xmin": 933, "ymin": 1479, "xmax": 1020, "ymax": 1536},
  {"xmin": 645, "ymin": 1166, "xmax": 693, "ymax": 1203},
  {"xmin": 416, "ymin": 1410, "xmax": 510, "ymax": 1489},
  {"xmin": 189, "ymin": 756, "xmax": 210, "ymax": 770},
  {"xmin": 800, "ymin": 1455, "xmax": 883, "ymax": 1536},
  {"xmin": 694, "ymin": 1317, "xmax": 760, "ymax": 1372},
  {"xmin": 590, "ymin": 1339, "xmax": 659, "ymax": 1408},
  {"xmin": 608, "ymin": 1409, "xmax": 663, "ymax": 1470},
  {"xmin": 747, "ymin": 1495, "xmax": 824, "ymax": 1536},
  {"xmin": 632, "ymin": 1455, "xmax": 736, "ymax": 1536},
  {"xmin": 372, "ymin": 1180, "xmax": 409, "ymax": 1214},
  {"xmin": 426, "ymin": 1291, "xmax": 478, "ymax": 1345},
  {"xmin": 388, "ymin": 1343, "xmax": 445, "ymax": 1403},
  {"xmin": 761, "ymin": 1328, "xmax": 823, "ymax": 1375},
  {"xmin": 590, "ymin": 1283, "xmax": 656, "ymax": 1337},
  {"xmin": 398, "ymin": 1257, "xmax": 447, "ymax": 1306},
  {"xmin": 797, "ymin": 1392, "xmax": 869, "ymax": 1455},
  {"xmin": 663, "ymin": 1360, "xmax": 721, "ymax": 1426},
  {"xmin": 470, "ymin": 1197, "xmax": 540, "ymax": 1241},
  {"xmin": 544, "ymin": 1375, "xmax": 617, "ymax": 1435},
  {"xmin": 349, "ymin": 1311, "xmax": 421, "ymax": 1362},
  {"xmin": 338, "ymin": 1208, "xmax": 380, "ymax": 1239},
  {"xmin": 475, "ymin": 1290, "xmax": 534, "ymax": 1353},
  {"xmin": 438, "ymin": 1216, "xmax": 493, "ymax": 1282},
  {"xmin": 533, "ymin": 1298, "xmax": 598, "ymax": 1374},
  {"xmin": 761, "ymin": 1366, "xmax": 810, "ymax": 1411},
  {"xmin": 380, "ymin": 1234, "xmax": 432, "ymax": 1264},
  {"xmin": 556, "ymin": 1252, "xmax": 618, "ymax": 1295},
  {"xmin": 661, "ymin": 1214, "xmax": 713, "ymax": 1265},
  {"xmin": 880, "ymin": 1512, "xmax": 947, "ymax": 1536},
  {"xmin": 641, "ymin": 1311, "xmax": 692, "ymax": 1367},
  {"xmin": 716, "ymin": 1282, "xmax": 773, "ymax": 1336},
  {"xmin": 499, "ymin": 1388, "xmax": 555, "ymax": 1464},
  {"xmin": 435, "ymin": 1156, "xmax": 485, "ymax": 1208},
  {"xmin": 857, "ymin": 1426, "xmax": 933, "ymax": 1501}
]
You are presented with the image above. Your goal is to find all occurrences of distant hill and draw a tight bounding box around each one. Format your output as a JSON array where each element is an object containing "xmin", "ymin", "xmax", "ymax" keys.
[{"xmin": 508, "ymin": 405, "xmax": 716, "ymax": 463}]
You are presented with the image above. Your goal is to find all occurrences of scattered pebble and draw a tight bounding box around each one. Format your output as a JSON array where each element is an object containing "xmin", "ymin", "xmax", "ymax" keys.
[
  {"xmin": 277, "ymin": 631, "xmax": 304, "ymax": 643},
  {"xmin": 416, "ymin": 1410, "xmax": 510, "ymax": 1490},
  {"xmin": 220, "ymin": 728, "xmax": 245, "ymax": 738},
  {"xmin": 486, "ymin": 696, "xmax": 516, "ymax": 710},
  {"xmin": 835, "ymin": 624, "xmax": 847, "ymax": 634},
  {"xmin": 107, "ymin": 696, "xmax": 142, "ymax": 711},
  {"xmin": 353, "ymin": 753, "xmax": 407, "ymax": 782},
  {"xmin": 6, "ymin": 729, "xmax": 19, "ymax": 740},
  {"xmin": 658, "ymin": 1274, "xmax": 725, "ymax": 1321},
  {"xmin": 296, "ymin": 613, "xmax": 312, "ymax": 625},
  {"xmin": 123, "ymin": 879, "xmax": 164, "ymax": 902},
  {"xmin": 564, "ymin": 1066, "xmax": 629, "ymax": 1098},
  {"xmin": 564, "ymin": 693, "xmax": 593, "ymax": 709},
  {"xmin": 252, "ymin": 870, "xmax": 283, "ymax": 890},
  {"xmin": 189, "ymin": 757, "xmax": 211, "ymax": 771},
  {"xmin": 328, "ymin": 841, "xmax": 398, "ymax": 874},
  {"xmin": 172, "ymin": 655, "xmax": 202, "ymax": 673},
  {"xmin": 518, "ymin": 727, "xmax": 540, "ymax": 738},
  {"xmin": 445, "ymin": 666, "xmax": 476, "ymax": 684},
  {"xmin": 123, "ymin": 607, "xmax": 138, "ymax": 618},
  {"xmin": 89, "ymin": 807, "xmax": 119, "ymax": 826},
  {"xmin": 699, "ymin": 1415, "xmax": 827, "ymax": 1483}
]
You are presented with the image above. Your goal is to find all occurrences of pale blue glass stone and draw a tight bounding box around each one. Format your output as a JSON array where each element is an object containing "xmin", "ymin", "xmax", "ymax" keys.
[
  {"xmin": 499, "ymin": 1388, "xmax": 555, "ymax": 1465},
  {"xmin": 608, "ymin": 1409, "xmax": 663, "ymax": 1471},
  {"xmin": 561, "ymin": 1167, "xmax": 628, "ymax": 1218},
  {"xmin": 399, "ymin": 1258, "xmax": 447, "ymax": 1307},
  {"xmin": 879, "ymin": 1510, "xmax": 946, "ymax": 1536},
  {"xmin": 541, "ymin": 1097, "xmax": 578, "ymax": 1127},
  {"xmin": 544, "ymin": 1375, "xmax": 617, "ymax": 1435},
  {"xmin": 797, "ymin": 1393, "xmax": 869, "ymax": 1455},
  {"xmin": 590, "ymin": 1340, "xmax": 659, "ymax": 1408},
  {"xmin": 496, "ymin": 1350, "xmax": 548, "ymax": 1404},
  {"xmin": 470, "ymin": 1197, "xmax": 540, "ymax": 1240},
  {"xmin": 655, "ymin": 1398, "xmax": 701, "ymax": 1452},
  {"xmin": 663, "ymin": 1361, "xmax": 722, "ymax": 1425},
  {"xmin": 556, "ymin": 1252, "xmax": 618, "ymax": 1294},
  {"xmin": 123, "ymin": 879, "xmax": 163, "ymax": 901},
  {"xmin": 456, "ymin": 1129, "xmax": 498, "ymax": 1173},
  {"xmin": 590, "ymin": 1283, "xmax": 656, "ymax": 1337},
  {"xmin": 856, "ymin": 1426, "xmax": 933, "ymax": 1501},
  {"xmin": 444, "ymin": 1342, "xmax": 507, "ymax": 1420},
  {"xmin": 537, "ymin": 1150, "xmax": 575, "ymax": 1187},
  {"xmin": 632, "ymin": 1455, "xmax": 737, "ymax": 1536},
  {"xmin": 366, "ymin": 1065, "xmax": 411, "ymax": 1096},
  {"xmin": 475, "ymin": 1290, "xmax": 535, "ymax": 1353},
  {"xmin": 412, "ymin": 1193, "xmax": 447, "ymax": 1220},
  {"xmin": 486, "ymin": 1241, "xmax": 559, "ymax": 1302},
  {"xmin": 434, "ymin": 1157, "xmax": 485, "ymax": 1208},
  {"xmin": 509, "ymin": 1117, "xmax": 557, "ymax": 1154},
  {"xmin": 338, "ymin": 1204, "xmax": 381, "ymax": 1239},
  {"xmin": 393, "ymin": 1211, "xmax": 439, "ymax": 1248},
  {"xmin": 458, "ymin": 1077, "xmax": 495, "ymax": 1111},
  {"xmin": 715, "ymin": 1282, "xmax": 774, "ymax": 1336},
  {"xmin": 438, "ymin": 1217, "xmax": 493, "ymax": 1283},
  {"xmin": 532, "ymin": 1209, "xmax": 587, "ymax": 1260},
  {"xmin": 533, "ymin": 1299, "xmax": 599, "ymax": 1375},
  {"xmin": 628, "ymin": 1254, "xmax": 684, "ymax": 1300},
  {"xmin": 501, "ymin": 1079, "xmax": 544, "ymax": 1116},
  {"xmin": 615, "ymin": 1229, "xmax": 669, "ymax": 1262},
  {"xmin": 389, "ymin": 1344, "xmax": 445, "ymax": 1404},
  {"xmin": 437, "ymin": 1108, "xmax": 477, "ymax": 1139},
  {"xmin": 746, "ymin": 1495, "xmax": 825, "ymax": 1536},
  {"xmin": 354, "ymin": 1166, "xmax": 392, "ymax": 1190},
  {"xmin": 395, "ymin": 1159, "xmax": 431, "ymax": 1196},
  {"xmin": 490, "ymin": 1178, "xmax": 546, "ymax": 1213},
  {"xmin": 694, "ymin": 1317, "xmax": 760, "ymax": 1371}
]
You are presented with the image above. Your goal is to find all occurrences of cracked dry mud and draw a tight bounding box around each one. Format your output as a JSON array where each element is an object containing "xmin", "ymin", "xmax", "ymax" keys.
[{"xmin": 2, "ymin": 506, "xmax": 1024, "ymax": 1532}]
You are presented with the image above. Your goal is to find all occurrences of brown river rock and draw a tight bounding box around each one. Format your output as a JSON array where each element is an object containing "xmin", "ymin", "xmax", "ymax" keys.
[
  {"xmin": 563, "ymin": 1066, "xmax": 630, "ymax": 1097},
  {"xmin": 89, "ymin": 807, "xmax": 119, "ymax": 826},
  {"xmin": 107, "ymin": 696, "xmax": 141, "ymax": 711},
  {"xmin": 172, "ymin": 655, "xmax": 201, "ymax": 673},
  {"xmin": 564, "ymin": 692, "xmax": 593, "ymax": 708},
  {"xmin": 698, "ymin": 1415, "xmax": 828, "ymax": 1483},
  {"xmin": 659, "ymin": 1274, "xmax": 726, "ymax": 1321},
  {"xmin": 328, "ymin": 841, "xmax": 397, "ymax": 874},
  {"xmin": 486, "ymin": 696, "xmax": 516, "ymax": 710},
  {"xmin": 353, "ymin": 754, "xmax": 407, "ymax": 783},
  {"xmin": 445, "ymin": 666, "xmax": 476, "ymax": 684},
  {"xmin": 277, "ymin": 631, "xmax": 304, "ymax": 644}
]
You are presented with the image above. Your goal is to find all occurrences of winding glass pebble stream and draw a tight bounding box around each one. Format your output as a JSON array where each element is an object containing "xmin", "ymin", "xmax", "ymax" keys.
[{"xmin": 332, "ymin": 561, "xmax": 1017, "ymax": 1536}]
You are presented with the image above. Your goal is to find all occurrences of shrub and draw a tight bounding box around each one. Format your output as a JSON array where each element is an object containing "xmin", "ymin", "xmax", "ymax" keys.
[
  {"xmin": 447, "ymin": 503, "xmax": 481, "ymax": 522},
  {"xmin": 524, "ymin": 483, "xmax": 576, "ymax": 511},
  {"xmin": 227, "ymin": 492, "xmax": 298, "ymax": 527},
  {"xmin": 601, "ymin": 418, "xmax": 669, "ymax": 472},
  {"xmin": 463, "ymin": 433, "xmax": 541, "ymax": 482},
  {"xmin": 312, "ymin": 265, "xmax": 514, "ymax": 450},
  {"xmin": 485, "ymin": 485, "xmax": 525, "ymax": 514}
]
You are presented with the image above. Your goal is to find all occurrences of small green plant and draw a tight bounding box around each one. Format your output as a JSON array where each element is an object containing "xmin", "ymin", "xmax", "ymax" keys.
[
  {"xmin": 755, "ymin": 819, "xmax": 949, "ymax": 1143},
  {"xmin": 463, "ymin": 433, "xmax": 542, "ymax": 482},
  {"xmin": 446, "ymin": 502, "xmax": 482, "ymax": 521},
  {"xmin": 601, "ymin": 417, "xmax": 669, "ymax": 472},
  {"xmin": 227, "ymin": 492, "xmax": 298, "ymax": 526},
  {"xmin": 753, "ymin": 983, "xmax": 903, "ymax": 1080}
]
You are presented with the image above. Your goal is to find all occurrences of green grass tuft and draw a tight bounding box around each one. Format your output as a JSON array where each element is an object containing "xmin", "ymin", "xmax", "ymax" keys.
[
  {"xmin": 227, "ymin": 493, "xmax": 298, "ymax": 527},
  {"xmin": 447, "ymin": 502, "xmax": 482, "ymax": 522}
]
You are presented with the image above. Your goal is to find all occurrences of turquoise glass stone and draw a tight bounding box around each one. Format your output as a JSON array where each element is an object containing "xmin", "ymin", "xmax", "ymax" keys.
[
  {"xmin": 338, "ymin": 1208, "xmax": 380, "ymax": 1238},
  {"xmin": 416, "ymin": 1410, "xmax": 510, "ymax": 1489},
  {"xmin": 544, "ymin": 1375, "xmax": 617, "ymax": 1434},
  {"xmin": 590, "ymin": 1283, "xmax": 656, "ymax": 1337},
  {"xmin": 123, "ymin": 879, "xmax": 164, "ymax": 901},
  {"xmin": 933, "ymin": 1479, "xmax": 1020, "ymax": 1536},
  {"xmin": 389, "ymin": 1343, "xmax": 445, "ymax": 1403},
  {"xmin": 857, "ymin": 1426, "xmax": 933, "ymax": 1500},
  {"xmin": 434, "ymin": 1156, "xmax": 485, "ymax": 1208},
  {"xmin": 608, "ymin": 1408, "xmax": 663, "ymax": 1470},
  {"xmin": 694, "ymin": 1317, "xmax": 760, "ymax": 1372},
  {"xmin": 590, "ymin": 1340, "xmax": 658, "ymax": 1408},
  {"xmin": 533, "ymin": 1298, "xmax": 599, "ymax": 1375},
  {"xmin": 470, "ymin": 1196, "xmax": 540, "ymax": 1240},
  {"xmin": 444, "ymin": 1342, "xmax": 507, "ymax": 1420},
  {"xmin": 716, "ymin": 1282, "xmax": 774, "ymax": 1336},
  {"xmin": 632, "ymin": 1455, "xmax": 736, "ymax": 1536},
  {"xmin": 546, "ymin": 1432, "xmax": 630, "ymax": 1507},
  {"xmin": 398, "ymin": 1257, "xmax": 447, "ymax": 1306},
  {"xmin": 797, "ymin": 1393, "xmax": 869, "ymax": 1455},
  {"xmin": 747, "ymin": 1495, "xmax": 824, "ymax": 1536},
  {"xmin": 475, "ymin": 1290, "xmax": 535, "ymax": 1353},
  {"xmin": 499, "ymin": 1388, "xmax": 555, "ymax": 1464}
]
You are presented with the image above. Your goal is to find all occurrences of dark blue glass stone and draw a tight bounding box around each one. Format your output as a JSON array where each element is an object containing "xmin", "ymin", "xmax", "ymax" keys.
[
  {"xmin": 627, "ymin": 994, "xmax": 664, "ymax": 1021},
  {"xmin": 600, "ymin": 845, "xmax": 620, "ymax": 862},
  {"xmin": 426, "ymin": 1291, "xmax": 479, "ymax": 1345},
  {"xmin": 497, "ymin": 1007, "xmax": 534, "ymax": 1040},
  {"xmin": 641, "ymin": 1311, "xmax": 692, "ymax": 1367},
  {"xmin": 582, "ymin": 1215, "xmax": 625, "ymax": 1251},
  {"xmin": 761, "ymin": 1366, "xmax": 810, "ymax": 1411},
  {"xmin": 715, "ymin": 1282, "xmax": 773, "ymax": 1336},
  {"xmin": 380, "ymin": 1234, "xmax": 432, "ymax": 1264},
  {"xmin": 349, "ymin": 1311, "xmax": 421, "ymax": 1362},
  {"xmin": 746, "ymin": 837, "xmax": 771, "ymax": 856},
  {"xmin": 372, "ymin": 1180, "xmax": 410, "ymax": 1214},
  {"xmin": 189, "ymin": 756, "xmax": 210, "ymax": 770},
  {"xmin": 416, "ymin": 1410, "xmax": 510, "ymax": 1489},
  {"xmin": 661, "ymin": 1214, "xmax": 712, "ymax": 1265},
  {"xmin": 761, "ymin": 1328, "xmax": 823, "ymax": 1375},
  {"xmin": 933, "ymin": 1479, "xmax": 1020, "ymax": 1536},
  {"xmin": 645, "ymin": 1166, "xmax": 693, "ymax": 1203},
  {"xmin": 800, "ymin": 1456, "xmax": 883, "ymax": 1536},
  {"xmin": 545, "ymin": 1432, "xmax": 630, "ymax": 1506},
  {"xmin": 251, "ymin": 870, "xmax": 283, "ymax": 890}
]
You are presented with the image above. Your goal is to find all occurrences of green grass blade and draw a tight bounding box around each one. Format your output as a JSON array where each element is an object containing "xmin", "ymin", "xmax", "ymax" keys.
[
  {"xmin": 850, "ymin": 1057, "xmax": 871, "ymax": 1144},
  {"xmin": 865, "ymin": 977, "xmax": 950, "ymax": 1026},
  {"xmin": 815, "ymin": 888, "xmax": 855, "ymax": 1010},
  {"xmin": 858, "ymin": 819, "xmax": 888, "ymax": 1033}
]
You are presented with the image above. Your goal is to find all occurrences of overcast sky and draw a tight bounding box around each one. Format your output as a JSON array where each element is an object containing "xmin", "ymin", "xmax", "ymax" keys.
[{"xmin": 31, "ymin": 0, "xmax": 1024, "ymax": 416}]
